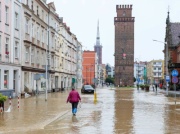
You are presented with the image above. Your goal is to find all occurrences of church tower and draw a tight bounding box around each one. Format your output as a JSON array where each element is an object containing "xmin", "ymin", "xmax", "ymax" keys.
[
  {"xmin": 114, "ymin": 5, "xmax": 135, "ymax": 86},
  {"xmin": 94, "ymin": 20, "xmax": 102, "ymax": 64}
]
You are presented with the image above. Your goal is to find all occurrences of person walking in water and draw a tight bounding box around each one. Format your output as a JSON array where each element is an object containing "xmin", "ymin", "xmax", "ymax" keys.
[{"xmin": 67, "ymin": 87, "xmax": 81, "ymax": 116}]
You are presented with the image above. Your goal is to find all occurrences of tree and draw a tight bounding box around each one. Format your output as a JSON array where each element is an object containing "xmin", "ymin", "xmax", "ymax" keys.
[{"xmin": 105, "ymin": 77, "xmax": 114, "ymax": 84}]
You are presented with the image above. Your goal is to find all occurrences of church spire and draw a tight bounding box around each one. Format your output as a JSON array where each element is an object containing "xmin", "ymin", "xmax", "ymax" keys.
[
  {"xmin": 166, "ymin": 7, "xmax": 170, "ymax": 24},
  {"xmin": 96, "ymin": 20, "xmax": 100, "ymax": 45}
]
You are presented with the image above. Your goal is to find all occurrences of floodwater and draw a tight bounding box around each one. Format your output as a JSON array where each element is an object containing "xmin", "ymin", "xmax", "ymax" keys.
[{"xmin": 0, "ymin": 88, "xmax": 180, "ymax": 134}]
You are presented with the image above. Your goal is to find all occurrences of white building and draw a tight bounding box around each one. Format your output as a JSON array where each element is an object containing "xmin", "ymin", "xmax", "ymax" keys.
[
  {"xmin": 0, "ymin": 0, "xmax": 22, "ymax": 97},
  {"xmin": 134, "ymin": 61, "xmax": 147, "ymax": 85},
  {"xmin": 76, "ymin": 41, "xmax": 83, "ymax": 89},
  {"xmin": 0, "ymin": 0, "xmax": 83, "ymax": 96}
]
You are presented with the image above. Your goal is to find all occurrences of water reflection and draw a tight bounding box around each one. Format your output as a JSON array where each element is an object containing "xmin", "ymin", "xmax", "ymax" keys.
[
  {"xmin": 133, "ymin": 91, "xmax": 166, "ymax": 133},
  {"xmin": 114, "ymin": 89, "xmax": 134, "ymax": 133},
  {"xmin": 1, "ymin": 88, "xmax": 180, "ymax": 133},
  {"xmin": 164, "ymin": 99, "xmax": 180, "ymax": 133}
]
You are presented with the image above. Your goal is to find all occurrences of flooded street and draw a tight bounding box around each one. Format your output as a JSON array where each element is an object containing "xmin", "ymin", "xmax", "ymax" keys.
[{"xmin": 1, "ymin": 88, "xmax": 180, "ymax": 134}]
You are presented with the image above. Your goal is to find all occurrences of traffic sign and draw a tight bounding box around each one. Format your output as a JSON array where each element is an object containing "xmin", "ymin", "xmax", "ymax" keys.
[
  {"xmin": 171, "ymin": 69, "xmax": 178, "ymax": 77},
  {"xmin": 166, "ymin": 75, "xmax": 170, "ymax": 82},
  {"xmin": 172, "ymin": 76, "xmax": 178, "ymax": 84}
]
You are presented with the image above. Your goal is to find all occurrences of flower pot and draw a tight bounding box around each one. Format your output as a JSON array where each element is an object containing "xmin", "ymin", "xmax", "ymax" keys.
[{"xmin": 145, "ymin": 87, "xmax": 149, "ymax": 92}]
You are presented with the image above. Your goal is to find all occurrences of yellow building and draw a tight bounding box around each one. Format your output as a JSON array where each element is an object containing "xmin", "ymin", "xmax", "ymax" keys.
[{"xmin": 147, "ymin": 59, "xmax": 164, "ymax": 85}]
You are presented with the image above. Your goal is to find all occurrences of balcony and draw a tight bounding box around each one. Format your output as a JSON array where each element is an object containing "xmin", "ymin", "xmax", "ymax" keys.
[
  {"xmin": 153, "ymin": 64, "xmax": 162, "ymax": 67},
  {"xmin": 25, "ymin": 33, "xmax": 30, "ymax": 42}
]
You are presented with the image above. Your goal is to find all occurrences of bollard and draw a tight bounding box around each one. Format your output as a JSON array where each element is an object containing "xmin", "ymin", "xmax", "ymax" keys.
[
  {"xmin": 9, "ymin": 96, "xmax": 11, "ymax": 107},
  {"xmin": 18, "ymin": 96, "xmax": 20, "ymax": 109},
  {"xmin": 94, "ymin": 90, "xmax": 97, "ymax": 103}
]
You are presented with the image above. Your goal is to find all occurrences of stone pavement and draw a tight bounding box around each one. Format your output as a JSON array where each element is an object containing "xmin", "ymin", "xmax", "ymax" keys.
[{"xmin": 0, "ymin": 89, "xmax": 73, "ymax": 133}]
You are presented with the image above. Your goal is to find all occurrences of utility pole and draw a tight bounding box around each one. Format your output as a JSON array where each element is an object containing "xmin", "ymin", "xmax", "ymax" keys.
[
  {"xmin": 86, "ymin": 66, "xmax": 87, "ymax": 84},
  {"xmin": 153, "ymin": 40, "xmax": 169, "ymax": 96}
]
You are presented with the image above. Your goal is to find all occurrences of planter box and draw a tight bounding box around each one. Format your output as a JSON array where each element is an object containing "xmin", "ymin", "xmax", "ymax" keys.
[{"xmin": 145, "ymin": 87, "xmax": 150, "ymax": 91}]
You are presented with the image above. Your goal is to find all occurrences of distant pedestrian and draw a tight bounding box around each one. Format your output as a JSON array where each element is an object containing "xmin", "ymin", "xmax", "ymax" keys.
[
  {"xmin": 66, "ymin": 87, "xmax": 81, "ymax": 116},
  {"xmin": 155, "ymin": 84, "xmax": 157, "ymax": 92},
  {"xmin": 152, "ymin": 85, "xmax": 154, "ymax": 91}
]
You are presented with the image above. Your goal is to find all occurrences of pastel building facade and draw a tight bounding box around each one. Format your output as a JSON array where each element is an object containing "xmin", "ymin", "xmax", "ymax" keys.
[{"xmin": 0, "ymin": 0, "xmax": 22, "ymax": 96}]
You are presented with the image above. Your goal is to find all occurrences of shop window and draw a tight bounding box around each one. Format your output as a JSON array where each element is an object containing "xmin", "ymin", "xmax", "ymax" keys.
[{"xmin": 4, "ymin": 70, "xmax": 8, "ymax": 88}]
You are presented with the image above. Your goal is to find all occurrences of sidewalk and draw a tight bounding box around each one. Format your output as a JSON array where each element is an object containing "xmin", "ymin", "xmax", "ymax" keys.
[
  {"xmin": 158, "ymin": 88, "xmax": 180, "ymax": 97},
  {"xmin": 0, "ymin": 90, "xmax": 72, "ymax": 133}
]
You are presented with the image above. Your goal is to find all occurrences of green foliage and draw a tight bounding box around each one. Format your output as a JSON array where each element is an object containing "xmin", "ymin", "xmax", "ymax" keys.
[
  {"xmin": 0, "ymin": 93, "xmax": 7, "ymax": 103},
  {"xmin": 105, "ymin": 77, "xmax": 114, "ymax": 84},
  {"xmin": 144, "ymin": 84, "xmax": 150, "ymax": 87}
]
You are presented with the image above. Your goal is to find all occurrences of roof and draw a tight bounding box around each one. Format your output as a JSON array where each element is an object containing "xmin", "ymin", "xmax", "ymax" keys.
[{"xmin": 170, "ymin": 23, "xmax": 180, "ymax": 46}]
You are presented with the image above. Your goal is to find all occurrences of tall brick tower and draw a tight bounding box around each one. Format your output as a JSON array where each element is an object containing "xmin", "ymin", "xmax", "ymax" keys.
[
  {"xmin": 114, "ymin": 5, "xmax": 135, "ymax": 86},
  {"xmin": 94, "ymin": 20, "xmax": 102, "ymax": 64}
]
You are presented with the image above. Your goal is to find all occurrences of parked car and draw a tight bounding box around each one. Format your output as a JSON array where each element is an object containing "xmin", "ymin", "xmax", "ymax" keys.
[{"xmin": 81, "ymin": 85, "xmax": 94, "ymax": 94}]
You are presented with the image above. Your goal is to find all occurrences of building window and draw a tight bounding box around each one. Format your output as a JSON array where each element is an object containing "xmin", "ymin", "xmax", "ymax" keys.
[
  {"xmin": 37, "ymin": 6, "xmax": 38, "ymax": 16},
  {"xmin": 41, "ymin": 30, "xmax": 44, "ymax": 43},
  {"xmin": 15, "ymin": 12, "xmax": 18, "ymax": 29},
  {"xmin": 41, "ymin": 52, "xmax": 44, "ymax": 65},
  {"xmin": 55, "ymin": 39, "xmax": 56, "ymax": 49},
  {"xmin": 42, "ymin": 10, "xmax": 44, "ymax": 20},
  {"xmin": 52, "ymin": 34, "xmax": 54, "ymax": 47},
  {"xmin": 32, "ymin": 23, "xmax": 34, "ymax": 37},
  {"xmin": 14, "ymin": 41, "xmax": 18, "ymax": 58},
  {"xmin": 31, "ymin": 47, "xmax": 34, "ymax": 63},
  {"xmin": 37, "ymin": 26, "xmax": 39, "ymax": 40},
  {"xmin": 51, "ymin": 56, "xmax": 54, "ymax": 67},
  {"xmin": 25, "ymin": 18, "xmax": 29, "ymax": 34},
  {"xmin": 26, "ymin": 0, "xmax": 28, "ymax": 5},
  {"xmin": 0, "ymin": 2, "xmax": 1, "ymax": 21},
  {"xmin": 31, "ymin": 1, "xmax": 33, "ymax": 10},
  {"xmin": 5, "ymin": 37, "xmax": 9, "ymax": 53},
  {"xmin": 36, "ymin": 51, "xmax": 39, "ymax": 64},
  {"xmin": 4, "ymin": 70, "xmax": 8, "ymax": 88},
  {"xmin": 123, "ymin": 11, "xmax": 126, "ymax": 16},
  {"xmin": 0, "ymin": 35, "xmax": 1, "ymax": 53},
  {"xmin": 5, "ymin": 6, "xmax": 9, "ymax": 24},
  {"xmin": 25, "ymin": 46, "xmax": 29, "ymax": 62},
  {"xmin": 24, "ymin": 72, "xmax": 29, "ymax": 85}
]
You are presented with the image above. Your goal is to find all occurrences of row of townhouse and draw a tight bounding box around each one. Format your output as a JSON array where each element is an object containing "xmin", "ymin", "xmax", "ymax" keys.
[
  {"xmin": 0, "ymin": 0, "xmax": 83, "ymax": 97},
  {"xmin": 134, "ymin": 59, "xmax": 164, "ymax": 85}
]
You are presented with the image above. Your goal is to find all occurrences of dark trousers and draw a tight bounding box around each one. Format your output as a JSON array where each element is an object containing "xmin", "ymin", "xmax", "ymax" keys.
[{"xmin": 71, "ymin": 102, "xmax": 78, "ymax": 114}]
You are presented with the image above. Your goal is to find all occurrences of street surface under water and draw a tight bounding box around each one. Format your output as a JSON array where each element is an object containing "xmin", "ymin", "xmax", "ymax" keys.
[{"xmin": 1, "ymin": 87, "xmax": 180, "ymax": 134}]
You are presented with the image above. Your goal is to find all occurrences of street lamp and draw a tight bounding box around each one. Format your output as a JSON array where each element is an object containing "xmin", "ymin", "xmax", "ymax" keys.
[
  {"xmin": 153, "ymin": 40, "xmax": 169, "ymax": 96},
  {"xmin": 135, "ymin": 58, "xmax": 140, "ymax": 90}
]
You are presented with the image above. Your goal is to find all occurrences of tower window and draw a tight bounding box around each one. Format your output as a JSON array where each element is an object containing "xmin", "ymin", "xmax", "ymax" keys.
[{"xmin": 123, "ymin": 11, "xmax": 126, "ymax": 16}]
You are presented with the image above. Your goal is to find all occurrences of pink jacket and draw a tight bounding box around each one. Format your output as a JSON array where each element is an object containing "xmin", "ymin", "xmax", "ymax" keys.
[{"xmin": 67, "ymin": 90, "xmax": 81, "ymax": 103}]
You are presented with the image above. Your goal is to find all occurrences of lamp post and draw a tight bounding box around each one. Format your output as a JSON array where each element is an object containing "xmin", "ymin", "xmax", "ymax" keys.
[
  {"xmin": 135, "ymin": 58, "xmax": 140, "ymax": 90},
  {"xmin": 86, "ymin": 66, "xmax": 88, "ymax": 84},
  {"xmin": 153, "ymin": 40, "xmax": 169, "ymax": 96}
]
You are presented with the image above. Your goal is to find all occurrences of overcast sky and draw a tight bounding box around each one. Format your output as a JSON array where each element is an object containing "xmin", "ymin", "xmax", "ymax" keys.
[{"xmin": 47, "ymin": 0, "xmax": 180, "ymax": 66}]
